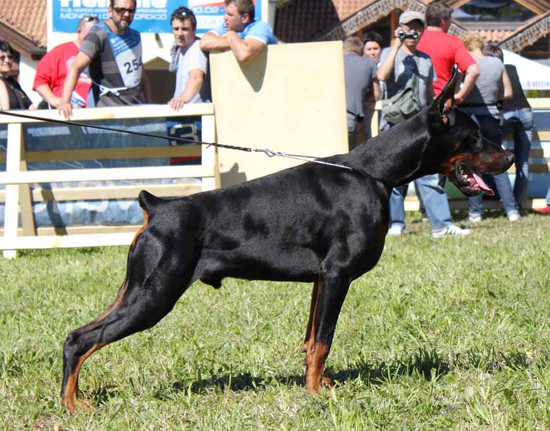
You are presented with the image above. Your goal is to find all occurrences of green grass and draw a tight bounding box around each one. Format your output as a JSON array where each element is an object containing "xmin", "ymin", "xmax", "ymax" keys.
[{"xmin": 2, "ymin": 211, "xmax": 550, "ymax": 430}]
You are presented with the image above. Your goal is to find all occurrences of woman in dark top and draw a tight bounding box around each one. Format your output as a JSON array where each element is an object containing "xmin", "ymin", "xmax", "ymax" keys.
[
  {"xmin": 484, "ymin": 43, "xmax": 535, "ymax": 212},
  {"xmin": 460, "ymin": 33, "xmax": 520, "ymax": 222},
  {"xmin": 0, "ymin": 40, "xmax": 34, "ymax": 110}
]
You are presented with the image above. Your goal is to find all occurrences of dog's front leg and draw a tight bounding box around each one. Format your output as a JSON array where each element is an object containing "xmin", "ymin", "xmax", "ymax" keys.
[
  {"xmin": 302, "ymin": 279, "xmax": 320, "ymax": 353},
  {"xmin": 304, "ymin": 272, "xmax": 350, "ymax": 394}
]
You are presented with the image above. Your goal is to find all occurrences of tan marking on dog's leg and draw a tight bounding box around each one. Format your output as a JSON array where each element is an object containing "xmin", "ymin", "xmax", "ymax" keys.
[
  {"xmin": 302, "ymin": 280, "xmax": 320, "ymax": 353},
  {"xmin": 89, "ymin": 211, "xmax": 147, "ymax": 326},
  {"xmin": 88, "ymin": 280, "xmax": 129, "ymax": 326},
  {"xmin": 305, "ymin": 341, "xmax": 331, "ymax": 394},
  {"xmin": 61, "ymin": 342, "xmax": 106, "ymax": 414}
]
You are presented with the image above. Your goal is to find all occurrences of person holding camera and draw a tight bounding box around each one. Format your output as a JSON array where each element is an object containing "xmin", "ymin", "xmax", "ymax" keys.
[{"xmin": 377, "ymin": 10, "xmax": 470, "ymax": 238}]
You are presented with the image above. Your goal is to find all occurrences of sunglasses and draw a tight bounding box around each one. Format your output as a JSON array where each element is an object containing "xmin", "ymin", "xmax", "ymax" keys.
[
  {"xmin": 178, "ymin": 8, "xmax": 193, "ymax": 16},
  {"xmin": 173, "ymin": 7, "xmax": 195, "ymax": 21},
  {"xmin": 113, "ymin": 7, "xmax": 136, "ymax": 15},
  {"xmin": 0, "ymin": 55, "xmax": 14, "ymax": 62},
  {"xmin": 78, "ymin": 15, "xmax": 97, "ymax": 29}
]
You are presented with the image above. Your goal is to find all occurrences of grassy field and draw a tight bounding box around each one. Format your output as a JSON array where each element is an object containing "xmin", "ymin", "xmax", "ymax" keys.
[{"xmin": 2, "ymin": 211, "xmax": 550, "ymax": 430}]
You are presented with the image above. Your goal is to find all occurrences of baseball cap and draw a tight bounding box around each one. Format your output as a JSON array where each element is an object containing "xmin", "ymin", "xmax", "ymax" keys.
[{"xmin": 399, "ymin": 11, "xmax": 425, "ymax": 26}]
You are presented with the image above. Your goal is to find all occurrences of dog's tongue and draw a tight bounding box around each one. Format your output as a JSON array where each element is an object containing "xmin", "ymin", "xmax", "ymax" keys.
[{"xmin": 473, "ymin": 172, "xmax": 494, "ymax": 196}]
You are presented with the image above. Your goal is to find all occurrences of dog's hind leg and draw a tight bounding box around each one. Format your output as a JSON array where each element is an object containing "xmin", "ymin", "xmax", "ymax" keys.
[
  {"xmin": 61, "ymin": 224, "xmax": 197, "ymax": 413},
  {"xmin": 304, "ymin": 269, "xmax": 350, "ymax": 394}
]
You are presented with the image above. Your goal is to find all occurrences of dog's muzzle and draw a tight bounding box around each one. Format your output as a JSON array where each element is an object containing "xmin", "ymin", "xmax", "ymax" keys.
[{"xmin": 453, "ymin": 162, "xmax": 495, "ymax": 197}]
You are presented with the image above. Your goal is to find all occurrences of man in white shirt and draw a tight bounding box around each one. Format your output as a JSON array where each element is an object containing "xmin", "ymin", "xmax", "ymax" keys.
[{"xmin": 168, "ymin": 7, "xmax": 210, "ymax": 110}]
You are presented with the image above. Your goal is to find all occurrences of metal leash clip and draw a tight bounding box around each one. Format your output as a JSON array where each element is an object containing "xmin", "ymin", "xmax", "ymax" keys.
[{"xmin": 257, "ymin": 148, "xmax": 278, "ymax": 158}]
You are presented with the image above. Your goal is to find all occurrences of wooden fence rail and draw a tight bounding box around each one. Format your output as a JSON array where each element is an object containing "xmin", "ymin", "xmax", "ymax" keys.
[
  {"xmin": 0, "ymin": 104, "xmax": 218, "ymax": 258},
  {"xmin": 1, "ymin": 97, "xmax": 549, "ymax": 258}
]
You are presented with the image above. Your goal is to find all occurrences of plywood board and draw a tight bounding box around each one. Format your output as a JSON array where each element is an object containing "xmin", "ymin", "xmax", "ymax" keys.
[{"xmin": 210, "ymin": 42, "xmax": 348, "ymax": 187}]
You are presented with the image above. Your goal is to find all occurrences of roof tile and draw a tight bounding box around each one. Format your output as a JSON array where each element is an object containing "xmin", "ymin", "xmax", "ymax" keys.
[
  {"xmin": 472, "ymin": 29, "xmax": 516, "ymax": 43},
  {"xmin": 0, "ymin": 0, "xmax": 46, "ymax": 48},
  {"xmin": 331, "ymin": 0, "xmax": 379, "ymax": 20}
]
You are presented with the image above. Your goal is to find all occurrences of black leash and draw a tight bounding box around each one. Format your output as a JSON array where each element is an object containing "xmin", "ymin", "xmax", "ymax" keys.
[{"xmin": 0, "ymin": 110, "xmax": 354, "ymax": 171}]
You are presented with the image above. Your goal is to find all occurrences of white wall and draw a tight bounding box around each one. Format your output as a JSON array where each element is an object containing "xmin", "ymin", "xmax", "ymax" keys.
[{"xmin": 19, "ymin": 56, "xmax": 41, "ymax": 106}]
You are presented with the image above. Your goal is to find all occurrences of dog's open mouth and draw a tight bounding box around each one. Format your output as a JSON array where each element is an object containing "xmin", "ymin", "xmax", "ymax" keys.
[{"xmin": 453, "ymin": 162, "xmax": 494, "ymax": 196}]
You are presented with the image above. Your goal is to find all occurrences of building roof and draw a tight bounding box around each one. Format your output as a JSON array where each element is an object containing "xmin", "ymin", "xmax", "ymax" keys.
[
  {"xmin": 1, "ymin": 0, "xmax": 548, "ymax": 57},
  {"xmin": 448, "ymin": 0, "xmax": 550, "ymax": 14},
  {"xmin": 275, "ymin": 0, "xmax": 464, "ymax": 42},
  {"xmin": 275, "ymin": 0, "xmax": 550, "ymax": 52},
  {"xmin": 500, "ymin": 9, "xmax": 550, "ymax": 51},
  {"xmin": 328, "ymin": 0, "xmax": 380, "ymax": 20},
  {"xmin": 275, "ymin": 0, "xmax": 343, "ymax": 43},
  {"xmin": 0, "ymin": 0, "xmax": 46, "ymax": 57},
  {"xmin": 473, "ymin": 29, "xmax": 516, "ymax": 43}
]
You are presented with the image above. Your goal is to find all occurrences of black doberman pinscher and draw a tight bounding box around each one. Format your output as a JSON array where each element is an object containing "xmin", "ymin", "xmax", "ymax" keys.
[{"xmin": 61, "ymin": 67, "xmax": 514, "ymax": 413}]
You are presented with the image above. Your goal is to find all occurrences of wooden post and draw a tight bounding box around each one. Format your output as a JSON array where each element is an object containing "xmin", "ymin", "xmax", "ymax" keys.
[
  {"xmin": 201, "ymin": 114, "xmax": 218, "ymax": 191},
  {"xmin": 3, "ymin": 123, "xmax": 23, "ymax": 259},
  {"xmin": 18, "ymin": 141, "xmax": 36, "ymax": 237}
]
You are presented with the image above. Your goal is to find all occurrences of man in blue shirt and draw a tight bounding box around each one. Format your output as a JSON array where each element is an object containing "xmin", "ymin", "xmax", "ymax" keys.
[{"xmin": 200, "ymin": 0, "xmax": 277, "ymax": 62}]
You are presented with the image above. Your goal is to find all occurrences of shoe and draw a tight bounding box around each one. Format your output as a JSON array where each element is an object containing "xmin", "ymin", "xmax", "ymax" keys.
[
  {"xmin": 534, "ymin": 205, "xmax": 550, "ymax": 215},
  {"xmin": 432, "ymin": 224, "xmax": 471, "ymax": 238},
  {"xmin": 507, "ymin": 211, "xmax": 522, "ymax": 221},
  {"xmin": 387, "ymin": 224, "xmax": 404, "ymax": 236},
  {"xmin": 468, "ymin": 214, "xmax": 482, "ymax": 223}
]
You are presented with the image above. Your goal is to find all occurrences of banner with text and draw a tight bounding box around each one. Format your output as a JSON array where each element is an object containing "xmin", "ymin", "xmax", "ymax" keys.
[{"xmin": 52, "ymin": 0, "xmax": 262, "ymax": 34}]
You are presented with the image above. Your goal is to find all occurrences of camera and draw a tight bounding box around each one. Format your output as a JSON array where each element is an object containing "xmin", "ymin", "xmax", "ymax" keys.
[{"xmin": 397, "ymin": 30, "xmax": 419, "ymax": 41}]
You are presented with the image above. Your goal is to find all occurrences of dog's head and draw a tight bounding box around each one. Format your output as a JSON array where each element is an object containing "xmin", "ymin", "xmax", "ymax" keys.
[{"xmin": 427, "ymin": 66, "xmax": 514, "ymax": 197}]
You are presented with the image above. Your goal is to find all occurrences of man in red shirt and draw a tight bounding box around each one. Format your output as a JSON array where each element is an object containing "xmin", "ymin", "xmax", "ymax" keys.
[
  {"xmin": 417, "ymin": 2, "xmax": 479, "ymax": 102},
  {"xmin": 33, "ymin": 15, "xmax": 98, "ymax": 109}
]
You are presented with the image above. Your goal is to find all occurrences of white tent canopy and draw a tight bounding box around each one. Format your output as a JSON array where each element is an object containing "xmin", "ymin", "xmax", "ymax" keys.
[{"xmin": 503, "ymin": 49, "xmax": 550, "ymax": 90}]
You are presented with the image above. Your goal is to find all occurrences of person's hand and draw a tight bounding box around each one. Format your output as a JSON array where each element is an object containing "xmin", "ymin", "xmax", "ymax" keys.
[
  {"xmin": 168, "ymin": 96, "xmax": 185, "ymax": 111},
  {"xmin": 47, "ymin": 97, "xmax": 63, "ymax": 109},
  {"xmin": 58, "ymin": 101, "xmax": 73, "ymax": 120},
  {"xmin": 391, "ymin": 28, "xmax": 404, "ymax": 49}
]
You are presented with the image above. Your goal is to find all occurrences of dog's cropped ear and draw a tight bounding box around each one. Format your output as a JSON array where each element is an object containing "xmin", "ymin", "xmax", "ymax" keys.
[{"xmin": 430, "ymin": 64, "xmax": 458, "ymax": 124}]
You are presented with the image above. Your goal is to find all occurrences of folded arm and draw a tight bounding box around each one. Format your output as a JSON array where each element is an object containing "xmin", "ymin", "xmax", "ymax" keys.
[
  {"xmin": 200, "ymin": 32, "xmax": 231, "ymax": 52},
  {"xmin": 225, "ymin": 31, "xmax": 266, "ymax": 62}
]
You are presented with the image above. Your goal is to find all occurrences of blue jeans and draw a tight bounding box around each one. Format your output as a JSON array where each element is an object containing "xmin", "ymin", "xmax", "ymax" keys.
[
  {"xmin": 467, "ymin": 114, "xmax": 519, "ymax": 217},
  {"xmin": 389, "ymin": 173, "xmax": 452, "ymax": 231},
  {"xmin": 503, "ymin": 108, "xmax": 534, "ymax": 207}
]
